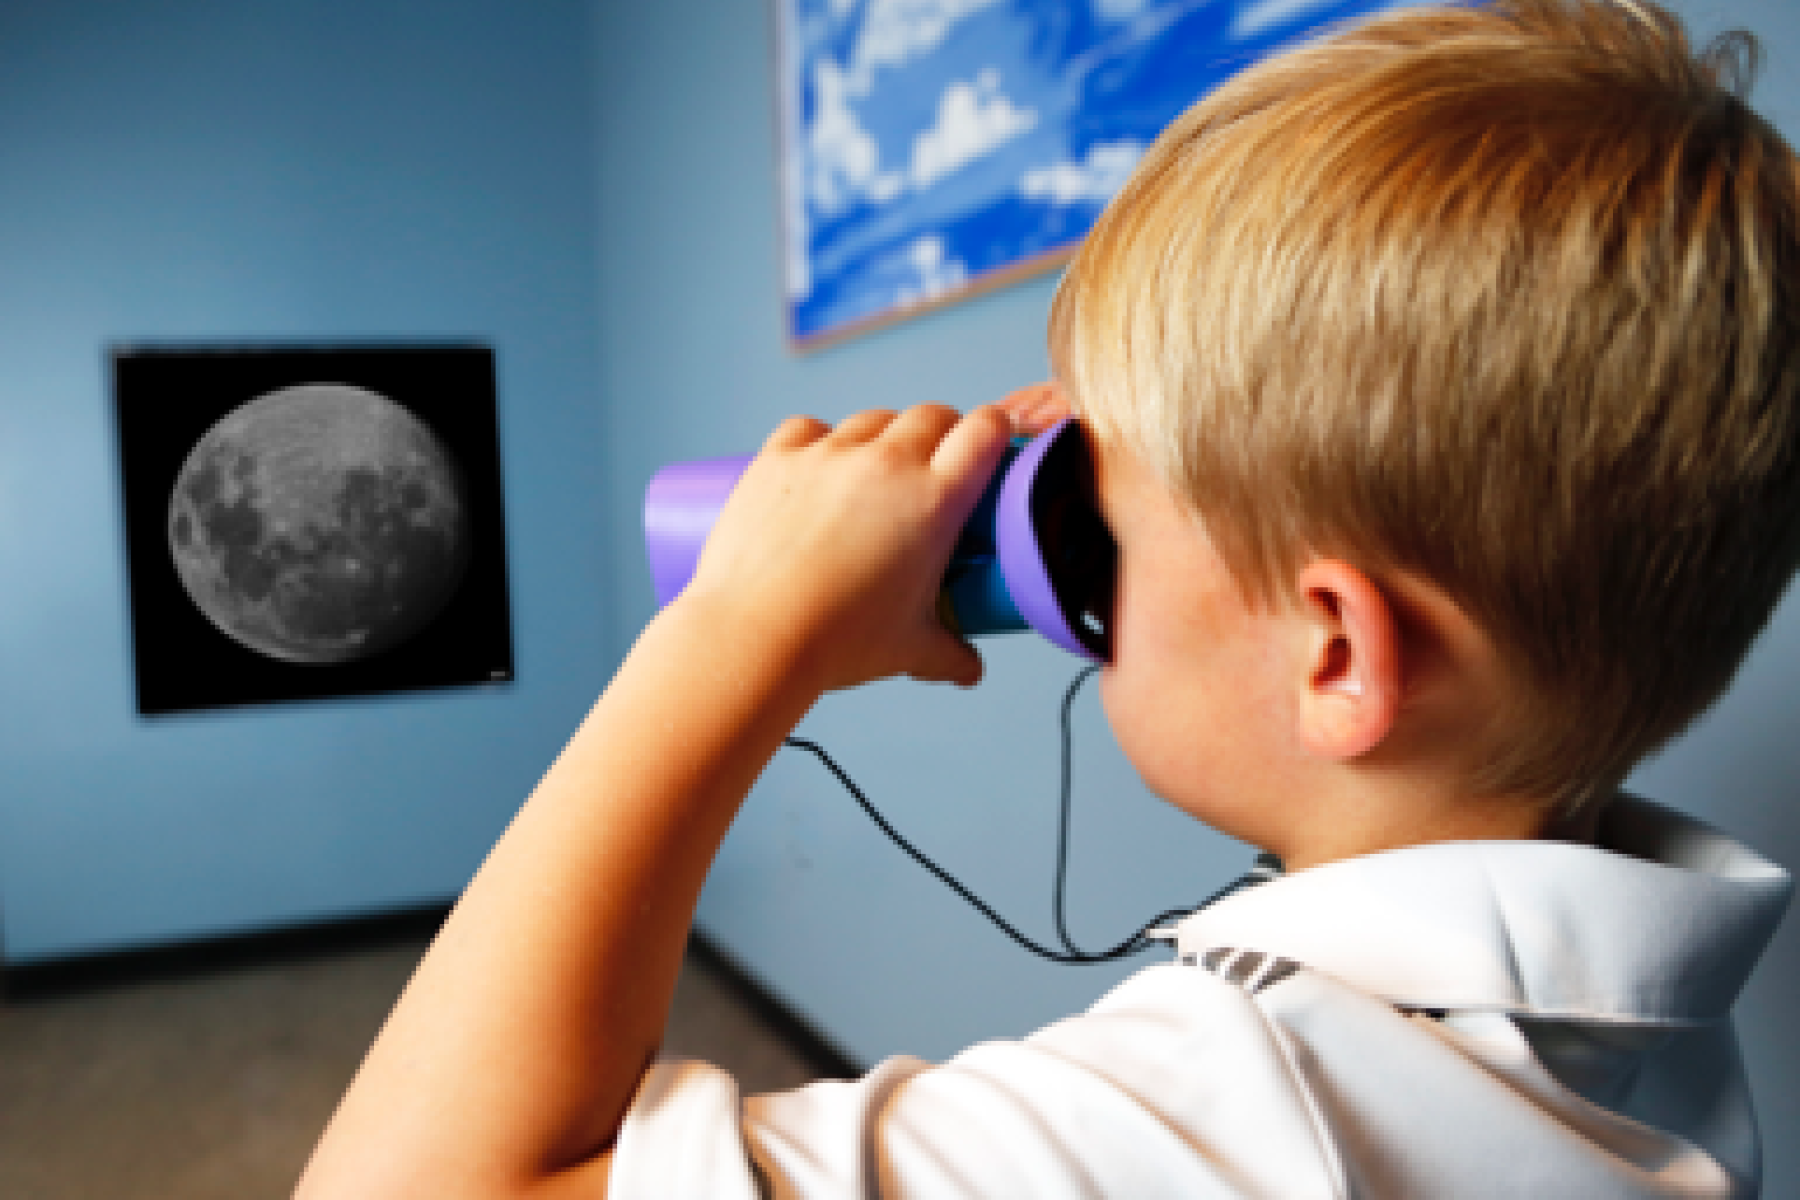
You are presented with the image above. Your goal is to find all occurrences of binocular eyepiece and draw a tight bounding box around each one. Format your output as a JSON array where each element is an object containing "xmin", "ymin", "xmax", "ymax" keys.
[{"xmin": 643, "ymin": 418, "xmax": 1116, "ymax": 662}]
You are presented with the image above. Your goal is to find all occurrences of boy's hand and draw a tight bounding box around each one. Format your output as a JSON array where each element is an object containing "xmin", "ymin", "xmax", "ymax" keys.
[
  {"xmin": 1000, "ymin": 381, "xmax": 1073, "ymax": 436},
  {"xmin": 675, "ymin": 403, "xmax": 1015, "ymax": 696}
]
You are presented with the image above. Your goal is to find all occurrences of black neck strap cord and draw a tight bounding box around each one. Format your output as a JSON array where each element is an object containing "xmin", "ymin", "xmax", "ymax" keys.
[{"xmin": 783, "ymin": 666, "xmax": 1278, "ymax": 966}]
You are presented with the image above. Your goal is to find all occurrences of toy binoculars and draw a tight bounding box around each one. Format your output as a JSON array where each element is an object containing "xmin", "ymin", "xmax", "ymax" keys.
[{"xmin": 643, "ymin": 417, "xmax": 1116, "ymax": 662}]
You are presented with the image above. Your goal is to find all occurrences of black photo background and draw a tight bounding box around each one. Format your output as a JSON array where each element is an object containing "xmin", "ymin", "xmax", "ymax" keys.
[{"xmin": 114, "ymin": 344, "xmax": 515, "ymax": 714}]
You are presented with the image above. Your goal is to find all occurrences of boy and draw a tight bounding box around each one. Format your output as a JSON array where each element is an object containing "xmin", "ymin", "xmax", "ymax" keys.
[{"xmin": 299, "ymin": 0, "xmax": 1796, "ymax": 1195}]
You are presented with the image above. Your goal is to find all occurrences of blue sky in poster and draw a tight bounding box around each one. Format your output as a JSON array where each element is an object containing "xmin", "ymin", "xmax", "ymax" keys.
[{"xmin": 780, "ymin": 0, "xmax": 1409, "ymax": 343}]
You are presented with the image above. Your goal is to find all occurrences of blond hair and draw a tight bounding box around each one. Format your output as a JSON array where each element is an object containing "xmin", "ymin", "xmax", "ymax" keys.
[{"xmin": 1052, "ymin": 0, "xmax": 1800, "ymax": 811}]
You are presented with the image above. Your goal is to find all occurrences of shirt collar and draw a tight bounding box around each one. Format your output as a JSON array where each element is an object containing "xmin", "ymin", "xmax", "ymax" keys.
[{"xmin": 1162, "ymin": 795, "xmax": 1792, "ymax": 1025}]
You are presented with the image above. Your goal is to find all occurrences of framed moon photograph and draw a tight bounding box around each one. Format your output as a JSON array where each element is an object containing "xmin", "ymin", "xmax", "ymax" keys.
[{"xmin": 112, "ymin": 343, "xmax": 515, "ymax": 715}]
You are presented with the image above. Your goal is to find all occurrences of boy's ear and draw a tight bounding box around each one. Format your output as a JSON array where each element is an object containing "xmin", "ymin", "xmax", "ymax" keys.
[{"xmin": 1291, "ymin": 559, "xmax": 1403, "ymax": 760}]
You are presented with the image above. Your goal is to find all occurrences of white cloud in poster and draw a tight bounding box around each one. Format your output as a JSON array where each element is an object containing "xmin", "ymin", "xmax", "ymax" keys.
[
  {"xmin": 910, "ymin": 69, "xmax": 1038, "ymax": 190},
  {"xmin": 1020, "ymin": 140, "xmax": 1144, "ymax": 205},
  {"xmin": 807, "ymin": 58, "xmax": 905, "ymax": 215},
  {"xmin": 851, "ymin": 0, "xmax": 1003, "ymax": 90},
  {"xmin": 897, "ymin": 234, "xmax": 970, "ymax": 303},
  {"xmin": 802, "ymin": 0, "xmax": 1015, "ymax": 219},
  {"xmin": 867, "ymin": 174, "xmax": 907, "ymax": 204}
]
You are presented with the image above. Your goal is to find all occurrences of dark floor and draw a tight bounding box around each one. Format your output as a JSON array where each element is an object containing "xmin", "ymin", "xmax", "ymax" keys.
[{"xmin": 0, "ymin": 912, "xmax": 850, "ymax": 1200}]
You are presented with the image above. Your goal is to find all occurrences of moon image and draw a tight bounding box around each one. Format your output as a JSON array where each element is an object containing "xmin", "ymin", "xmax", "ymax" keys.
[{"xmin": 167, "ymin": 383, "xmax": 470, "ymax": 664}]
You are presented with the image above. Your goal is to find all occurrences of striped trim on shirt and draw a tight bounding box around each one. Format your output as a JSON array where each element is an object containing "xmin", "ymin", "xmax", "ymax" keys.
[
  {"xmin": 1152, "ymin": 853, "xmax": 1300, "ymax": 996},
  {"xmin": 1182, "ymin": 946, "xmax": 1304, "ymax": 996}
]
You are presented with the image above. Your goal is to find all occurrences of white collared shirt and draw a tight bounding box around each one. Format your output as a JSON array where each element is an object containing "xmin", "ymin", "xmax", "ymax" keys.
[{"xmin": 612, "ymin": 796, "xmax": 1791, "ymax": 1197}]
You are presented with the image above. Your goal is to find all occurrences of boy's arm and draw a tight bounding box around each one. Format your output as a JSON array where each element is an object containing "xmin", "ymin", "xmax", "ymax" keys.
[{"xmin": 295, "ymin": 404, "xmax": 1013, "ymax": 1200}]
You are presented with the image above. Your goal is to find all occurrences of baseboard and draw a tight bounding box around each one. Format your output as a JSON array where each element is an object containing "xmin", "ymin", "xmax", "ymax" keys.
[{"xmin": 1, "ymin": 902, "xmax": 453, "ymax": 1003}]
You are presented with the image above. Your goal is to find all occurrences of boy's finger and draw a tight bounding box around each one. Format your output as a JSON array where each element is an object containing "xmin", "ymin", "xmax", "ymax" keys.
[
  {"xmin": 881, "ymin": 404, "xmax": 964, "ymax": 462},
  {"xmin": 930, "ymin": 404, "xmax": 1014, "ymax": 497},
  {"xmin": 999, "ymin": 382, "xmax": 1072, "ymax": 435},
  {"xmin": 765, "ymin": 414, "xmax": 830, "ymax": 452},
  {"xmin": 830, "ymin": 408, "xmax": 899, "ymax": 446}
]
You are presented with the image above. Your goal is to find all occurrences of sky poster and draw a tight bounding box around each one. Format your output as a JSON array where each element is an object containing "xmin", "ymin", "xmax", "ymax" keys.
[{"xmin": 778, "ymin": 0, "xmax": 1409, "ymax": 346}]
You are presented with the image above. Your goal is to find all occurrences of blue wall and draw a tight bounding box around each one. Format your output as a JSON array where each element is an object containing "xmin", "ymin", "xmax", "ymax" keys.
[
  {"xmin": 0, "ymin": 0, "xmax": 608, "ymax": 959},
  {"xmin": 591, "ymin": 0, "xmax": 1800, "ymax": 1192}
]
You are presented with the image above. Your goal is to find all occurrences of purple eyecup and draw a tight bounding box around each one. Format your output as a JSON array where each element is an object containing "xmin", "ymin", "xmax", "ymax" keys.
[{"xmin": 994, "ymin": 418, "xmax": 1101, "ymax": 661}]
